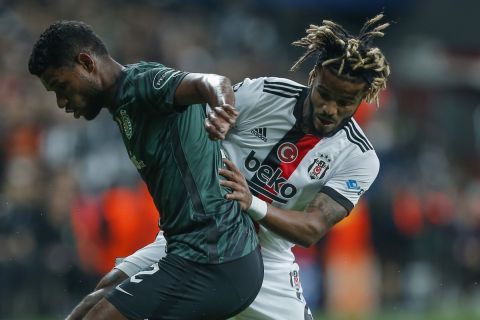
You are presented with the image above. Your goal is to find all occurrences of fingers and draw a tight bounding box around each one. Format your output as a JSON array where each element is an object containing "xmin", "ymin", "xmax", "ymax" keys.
[
  {"xmin": 219, "ymin": 179, "xmax": 244, "ymax": 190},
  {"xmin": 205, "ymin": 118, "xmax": 225, "ymax": 140},
  {"xmin": 214, "ymin": 105, "xmax": 237, "ymax": 125},
  {"xmin": 222, "ymin": 158, "xmax": 241, "ymax": 174},
  {"xmin": 207, "ymin": 105, "xmax": 237, "ymax": 129},
  {"xmin": 204, "ymin": 104, "xmax": 237, "ymax": 141},
  {"xmin": 207, "ymin": 112, "xmax": 227, "ymax": 133},
  {"xmin": 218, "ymin": 105, "xmax": 238, "ymax": 124},
  {"xmin": 219, "ymin": 166, "xmax": 242, "ymax": 183},
  {"xmin": 220, "ymin": 181, "xmax": 247, "ymax": 202}
]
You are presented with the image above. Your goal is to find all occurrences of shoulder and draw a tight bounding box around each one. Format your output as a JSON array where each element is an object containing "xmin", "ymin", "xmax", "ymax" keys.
[
  {"xmin": 262, "ymin": 77, "xmax": 306, "ymax": 97},
  {"xmin": 127, "ymin": 62, "xmax": 182, "ymax": 82},
  {"xmin": 337, "ymin": 118, "xmax": 376, "ymax": 155},
  {"xmin": 235, "ymin": 77, "xmax": 305, "ymax": 94}
]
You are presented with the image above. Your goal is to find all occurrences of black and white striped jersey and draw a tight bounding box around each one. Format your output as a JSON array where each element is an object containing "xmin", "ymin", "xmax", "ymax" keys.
[{"xmin": 221, "ymin": 77, "xmax": 380, "ymax": 262}]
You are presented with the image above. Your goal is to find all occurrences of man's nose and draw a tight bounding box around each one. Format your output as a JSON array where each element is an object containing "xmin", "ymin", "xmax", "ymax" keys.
[{"xmin": 322, "ymin": 101, "xmax": 337, "ymax": 115}]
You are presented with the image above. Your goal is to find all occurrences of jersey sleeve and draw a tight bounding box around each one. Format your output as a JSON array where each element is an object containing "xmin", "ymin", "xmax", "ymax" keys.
[
  {"xmin": 321, "ymin": 151, "xmax": 380, "ymax": 213},
  {"xmin": 231, "ymin": 78, "xmax": 265, "ymax": 127},
  {"xmin": 133, "ymin": 66, "xmax": 189, "ymax": 114},
  {"xmin": 205, "ymin": 77, "xmax": 264, "ymax": 132},
  {"xmin": 114, "ymin": 231, "xmax": 167, "ymax": 277}
]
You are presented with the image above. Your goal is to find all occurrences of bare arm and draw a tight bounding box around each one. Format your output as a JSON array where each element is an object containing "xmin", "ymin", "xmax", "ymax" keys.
[
  {"xmin": 65, "ymin": 269, "xmax": 128, "ymax": 320},
  {"xmin": 94, "ymin": 268, "xmax": 129, "ymax": 290},
  {"xmin": 174, "ymin": 73, "xmax": 238, "ymax": 140},
  {"xmin": 219, "ymin": 159, "xmax": 347, "ymax": 247},
  {"xmin": 260, "ymin": 193, "xmax": 347, "ymax": 247}
]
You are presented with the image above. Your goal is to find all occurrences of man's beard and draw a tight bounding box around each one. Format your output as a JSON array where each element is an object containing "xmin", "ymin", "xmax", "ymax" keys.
[
  {"xmin": 82, "ymin": 77, "xmax": 104, "ymax": 120},
  {"xmin": 304, "ymin": 94, "xmax": 328, "ymax": 137}
]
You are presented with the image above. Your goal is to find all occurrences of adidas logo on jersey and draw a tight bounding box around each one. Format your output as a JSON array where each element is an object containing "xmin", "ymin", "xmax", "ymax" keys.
[{"xmin": 251, "ymin": 127, "xmax": 268, "ymax": 142}]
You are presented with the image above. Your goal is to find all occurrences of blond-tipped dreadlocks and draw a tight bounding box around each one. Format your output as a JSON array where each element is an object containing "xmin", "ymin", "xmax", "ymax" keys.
[{"xmin": 291, "ymin": 14, "xmax": 391, "ymax": 106}]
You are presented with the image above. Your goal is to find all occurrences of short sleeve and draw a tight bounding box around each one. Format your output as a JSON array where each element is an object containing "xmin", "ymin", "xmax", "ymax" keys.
[
  {"xmin": 232, "ymin": 78, "xmax": 265, "ymax": 127},
  {"xmin": 133, "ymin": 66, "xmax": 189, "ymax": 114},
  {"xmin": 321, "ymin": 151, "xmax": 380, "ymax": 213}
]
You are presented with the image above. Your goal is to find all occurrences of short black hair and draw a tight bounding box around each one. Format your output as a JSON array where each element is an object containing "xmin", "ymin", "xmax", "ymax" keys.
[{"xmin": 28, "ymin": 20, "xmax": 108, "ymax": 76}]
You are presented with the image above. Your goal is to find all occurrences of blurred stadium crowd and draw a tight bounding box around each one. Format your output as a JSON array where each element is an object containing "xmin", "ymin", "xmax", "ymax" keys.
[{"xmin": 1, "ymin": 0, "xmax": 480, "ymax": 318}]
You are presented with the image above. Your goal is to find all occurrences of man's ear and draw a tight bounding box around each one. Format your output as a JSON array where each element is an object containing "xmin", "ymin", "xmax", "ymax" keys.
[{"xmin": 77, "ymin": 52, "xmax": 95, "ymax": 73}]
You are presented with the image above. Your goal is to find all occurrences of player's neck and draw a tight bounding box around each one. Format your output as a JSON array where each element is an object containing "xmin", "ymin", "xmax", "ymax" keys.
[
  {"xmin": 99, "ymin": 58, "xmax": 125, "ymax": 109},
  {"xmin": 300, "ymin": 94, "xmax": 316, "ymax": 135}
]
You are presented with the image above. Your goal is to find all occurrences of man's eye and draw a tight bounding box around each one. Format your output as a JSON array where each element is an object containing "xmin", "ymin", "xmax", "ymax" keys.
[{"xmin": 319, "ymin": 91, "xmax": 330, "ymax": 100}]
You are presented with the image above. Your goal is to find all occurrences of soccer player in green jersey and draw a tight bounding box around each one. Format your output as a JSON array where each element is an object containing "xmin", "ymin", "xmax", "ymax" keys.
[{"xmin": 28, "ymin": 21, "xmax": 263, "ymax": 320}]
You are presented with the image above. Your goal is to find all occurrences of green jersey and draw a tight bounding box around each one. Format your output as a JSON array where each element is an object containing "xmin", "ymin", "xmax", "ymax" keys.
[{"xmin": 109, "ymin": 62, "xmax": 258, "ymax": 263}]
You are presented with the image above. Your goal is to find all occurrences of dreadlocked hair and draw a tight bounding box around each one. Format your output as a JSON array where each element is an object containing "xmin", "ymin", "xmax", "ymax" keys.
[{"xmin": 290, "ymin": 14, "xmax": 391, "ymax": 106}]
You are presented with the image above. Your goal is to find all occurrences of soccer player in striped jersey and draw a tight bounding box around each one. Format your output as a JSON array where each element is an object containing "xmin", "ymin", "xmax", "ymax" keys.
[
  {"xmin": 63, "ymin": 14, "xmax": 391, "ymax": 320},
  {"xmin": 217, "ymin": 14, "xmax": 390, "ymax": 319},
  {"xmin": 28, "ymin": 21, "xmax": 263, "ymax": 320}
]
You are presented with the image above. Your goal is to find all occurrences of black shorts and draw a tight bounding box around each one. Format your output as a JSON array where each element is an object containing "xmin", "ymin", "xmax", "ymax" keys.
[{"xmin": 106, "ymin": 246, "xmax": 263, "ymax": 320}]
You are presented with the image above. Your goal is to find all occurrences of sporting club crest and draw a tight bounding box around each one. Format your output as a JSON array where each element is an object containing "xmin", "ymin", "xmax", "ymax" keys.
[
  {"xmin": 118, "ymin": 109, "xmax": 133, "ymax": 140},
  {"xmin": 308, "ymin": 154, "xmax": 331, "ymax": 180}
]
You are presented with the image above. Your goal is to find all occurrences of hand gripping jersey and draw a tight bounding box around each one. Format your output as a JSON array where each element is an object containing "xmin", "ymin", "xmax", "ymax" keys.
[{"xmin": 221, "ymin": 77, "xmax": 380, "ymax": 263}]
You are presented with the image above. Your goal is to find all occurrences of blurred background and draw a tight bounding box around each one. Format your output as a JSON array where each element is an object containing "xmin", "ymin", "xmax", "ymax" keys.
[{"xmin": 1, "ymin": 0, "xmax": 480, "ymax": 319}]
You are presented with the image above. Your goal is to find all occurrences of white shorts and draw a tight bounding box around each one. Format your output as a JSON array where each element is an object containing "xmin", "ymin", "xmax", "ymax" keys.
[
  {"xmin": 115, "ymin": 232, "xmax": 167, "ymax": 276},
  {"xmin": 232, "ymin": 256, "xmax": 314, "ymax": 320},
  {"xmin": 116, "ymin": 233, "xmax": 314, "ymax": 320}
]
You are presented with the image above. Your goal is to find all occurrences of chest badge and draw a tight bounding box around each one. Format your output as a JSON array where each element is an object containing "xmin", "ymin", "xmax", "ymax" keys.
[
  {"xmin": 308, "ymin": 154, "xmax": 331, "ymax": 180},
  {"xmin": 118, "ymin": 109, "xmax": 133, "ymax": 140}
]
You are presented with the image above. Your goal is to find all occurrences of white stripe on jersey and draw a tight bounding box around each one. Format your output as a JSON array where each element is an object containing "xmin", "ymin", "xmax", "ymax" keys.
[{"xmin": 223, "ymin": 77, "xmax": 379, "ymax": 263}]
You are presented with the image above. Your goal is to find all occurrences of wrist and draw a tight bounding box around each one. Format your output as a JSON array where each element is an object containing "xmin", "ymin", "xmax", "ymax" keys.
[{"xmin": 247, "ymin": 195, "xmax": 268, "ymax": 221}]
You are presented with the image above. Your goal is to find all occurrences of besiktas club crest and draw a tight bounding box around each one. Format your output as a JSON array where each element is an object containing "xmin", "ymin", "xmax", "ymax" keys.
[{"xmin": 308, "ymin": 154, "xmax": 331, "ymax": 180}]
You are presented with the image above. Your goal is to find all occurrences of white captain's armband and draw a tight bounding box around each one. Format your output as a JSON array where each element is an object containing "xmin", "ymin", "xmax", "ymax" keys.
[{"xmin": 247, "ymin": 195, "xmax": 268, "ymax": 221}]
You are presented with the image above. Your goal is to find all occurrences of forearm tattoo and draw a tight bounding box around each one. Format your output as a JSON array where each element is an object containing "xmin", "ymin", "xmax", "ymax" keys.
[{"xmin": 307, "ymin": 193, "xmax": 347, "ymax": 228}]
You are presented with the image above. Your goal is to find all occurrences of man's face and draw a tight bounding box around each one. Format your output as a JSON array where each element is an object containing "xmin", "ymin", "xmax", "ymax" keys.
[
  {"xmin": 40, "ymin": 64, "xmax": 103, "ymax": 120},
  {"xmin": 306, "ymin": 67, "xmax": 367, "ymax": 135}
]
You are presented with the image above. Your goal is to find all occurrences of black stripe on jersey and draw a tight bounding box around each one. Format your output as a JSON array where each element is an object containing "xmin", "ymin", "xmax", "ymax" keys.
[
  {"xmin": 264, "ymin": 83, "xmax": 303, "ymax": 95},
  {"xmin": 263, "ymin": 80, "xmax": 304, "ymax": 99},
  {"xmin": 347, "ymin": 120, "xmax": 373, "ymax": 150},
  {"xmin": 172, "ymin": 120, "xmax": 220, "ymax": 262},
  {"xmin": 342, "ymin": 123, "xmax": 372, "ymax": 153},
  {"xmin": 263, "ymin": 89, "xmax": 301, "ymax": 99},
  {"xmin": 264, "ymin": 80, "xmax": 305, "ymax": 91},
  {"xmin": 320, "ymin": 186, "xmax": 354, "ymax": 213},
  {"xmin": 171, "ymin": 122, "xmax": 207, "ymax": 215},
  {"xmin": 248, "ymin": 180, "xmax": 288, "ymax": 204},
  {"xmin": 343, "ymin": 126, "xmax": 367, "ymax": 152},
  {"xmin": 205, "ymin": 220, "xmax": 220, "ymax": 263},
  {"xmin": 346, "ymin": 123, "xmax": 372, "ymax": 151}
]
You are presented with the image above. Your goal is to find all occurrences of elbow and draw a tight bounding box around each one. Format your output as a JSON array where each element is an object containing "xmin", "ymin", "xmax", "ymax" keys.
[
  {"xmin": 297, "ymin": 238, "xmax": 315, "ymax": 248},
  {"xmin": 296, "ymin": 222, "xmax": 326, "ymax": 248},
  {"xmin": 297, "ymin": 236, "xmax": 319, "ymax": 248}
]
